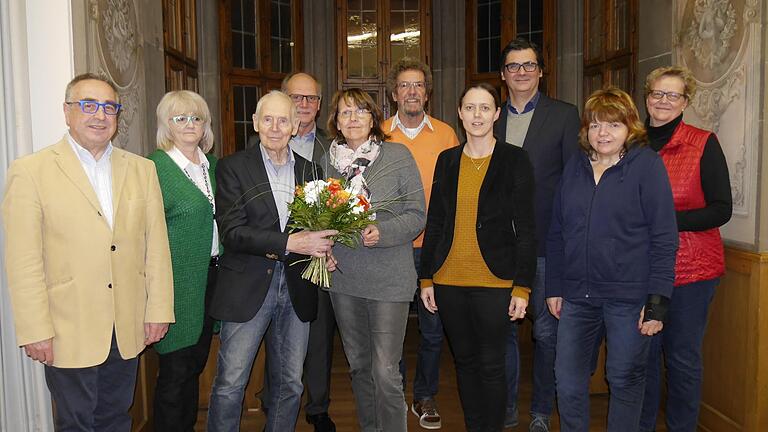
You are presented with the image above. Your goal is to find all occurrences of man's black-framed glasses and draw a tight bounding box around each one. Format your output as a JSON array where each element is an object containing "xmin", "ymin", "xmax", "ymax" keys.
[
  {"xmin": 65, "ymin": 100, "xmax": 122, "ymax": 115},
  {"xmin": 289, "ymin": 94, "xmax": 321, "ymax": 104},
  {"xmin": 504, "ymin": 61, "xmax": 539, "ymax": 73}
]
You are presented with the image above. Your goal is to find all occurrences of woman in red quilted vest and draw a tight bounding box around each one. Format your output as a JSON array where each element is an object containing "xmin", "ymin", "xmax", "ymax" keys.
[{"xmin": 639, "ymin": 66, "xmax": 733, "ymax": 432}]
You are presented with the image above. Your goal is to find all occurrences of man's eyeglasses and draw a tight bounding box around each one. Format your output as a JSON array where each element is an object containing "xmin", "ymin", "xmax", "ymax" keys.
[
  {"xmin": 289, "ymin": 94, "xmax": 321, "ymax": 104},
  {"xmin": 504, "ymin": 61, "xmax": 539, "ymax": 73},
  {"xmin": 170, "ymin": 115, "xmax": 204, "ymax": 126},
  {"xmin": 396, "ymin": 81, "xmax": 426, "ymax": 91},
  {"xmin": 65, "ymin": 100, "xmax": 122, "ymax": 115},
  {"xmin": 648, "ymin": 90, "xmax": 686, "ymax": 102},
  {"xmin": 338, "ymin": 108, "xmax": 372, "ymax": 119}
]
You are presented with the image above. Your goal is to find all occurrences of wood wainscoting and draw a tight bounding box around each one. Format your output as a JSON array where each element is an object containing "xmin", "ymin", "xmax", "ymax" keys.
[{"xmin": 698, "ymin": 247, "xmax": 768, "ymax": 432}]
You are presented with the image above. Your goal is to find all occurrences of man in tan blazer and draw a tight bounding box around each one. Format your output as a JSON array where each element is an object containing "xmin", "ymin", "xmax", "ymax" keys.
[{"xmin": 1, "ymin": 73, "xmax": 174, "ymax": 431}]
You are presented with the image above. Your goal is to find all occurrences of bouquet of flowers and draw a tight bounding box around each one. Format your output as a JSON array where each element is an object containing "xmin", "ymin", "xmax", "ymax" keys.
[{"xmin": 288, "ymin": 178, "xmax": 376, "ymax": 288}]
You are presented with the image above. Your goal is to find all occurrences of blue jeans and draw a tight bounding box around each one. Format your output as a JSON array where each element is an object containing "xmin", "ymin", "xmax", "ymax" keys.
[
  {"xmin": 506, "ymin": 258, "xmax": 557, "ymax": 417},
  {"xmin": 331, "ymin": 292, "xmax": 410, "ymax": 432},
  {"xmin": 207, "ymin": 263, "xmax": 310, "ymax": 432},
  {"xmin": 640, "ymin": 278, "xmax": 718, "ymax": 432},
  {"xmin": 556, "ymin": 297, "xmax": 651, "ymax": 432}
]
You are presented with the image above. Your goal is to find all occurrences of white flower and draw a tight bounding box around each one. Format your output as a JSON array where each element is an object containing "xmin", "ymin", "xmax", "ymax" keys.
[
  {"xmin": 348, "ymin": 177, "xmax": 366, "ymax": 196},
  {"xmin": 302, "ymin": 179, "xmax": 328, "ymax": 204},
  {"xmin": 350, "ymin": 196, "xmax": 364, "ymax": 215}
]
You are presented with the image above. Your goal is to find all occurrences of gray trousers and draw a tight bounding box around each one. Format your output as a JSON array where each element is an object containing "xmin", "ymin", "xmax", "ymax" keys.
[{"xmin": 330, "ymin": 292, "xmax": 409, "ymax": 432}]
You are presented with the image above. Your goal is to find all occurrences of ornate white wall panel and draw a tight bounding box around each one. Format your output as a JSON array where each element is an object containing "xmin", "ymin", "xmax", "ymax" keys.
[
  {"xmin": 73, "ymin": 0, "xmax": 146, "ymax": 155},
  {"xmin": 673, "ymin": 0, "xmax": 763, "ymax": 246}
]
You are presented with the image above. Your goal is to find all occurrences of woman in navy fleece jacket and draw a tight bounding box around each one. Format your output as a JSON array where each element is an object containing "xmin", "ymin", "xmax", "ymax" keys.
[{"xmin": 545, "ymin": 88, "xmax": 678, "ymax": 432}]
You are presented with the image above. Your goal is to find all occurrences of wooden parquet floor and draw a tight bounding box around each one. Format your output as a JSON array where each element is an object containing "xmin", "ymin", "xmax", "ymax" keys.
[{"xmin": 195, "ymin": 314, "xmax": 667, "ymax": 431}]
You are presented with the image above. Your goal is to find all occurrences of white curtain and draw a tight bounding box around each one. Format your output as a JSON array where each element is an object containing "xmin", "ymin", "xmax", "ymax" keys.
[{"xmin": 0, "ymin": 0, "xmax": 55, "ymax": 430}]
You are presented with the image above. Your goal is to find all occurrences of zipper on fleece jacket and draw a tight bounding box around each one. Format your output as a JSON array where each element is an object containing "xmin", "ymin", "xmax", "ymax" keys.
[
  {"xmin": 583, "ymin": 161, "xmax": 618, "ymax": 299},
  {"xmin": 584, "ymin": 182, "xmax": 597, "ymax": 298}
]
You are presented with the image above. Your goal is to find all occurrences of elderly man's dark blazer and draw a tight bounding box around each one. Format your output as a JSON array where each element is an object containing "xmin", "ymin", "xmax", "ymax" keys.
[
  {"xmin": 493, "ymin": 93, "xmax": 580, "ymax": 256},
  {"xmin": 210, "ymin": 145, "xmax": 322, "ymax": 323}
]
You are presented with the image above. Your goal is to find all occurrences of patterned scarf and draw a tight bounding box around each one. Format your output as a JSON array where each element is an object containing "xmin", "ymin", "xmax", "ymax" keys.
[{"xmin": 329, "ymin": 138, "xmax": 381, "ymax": 198}]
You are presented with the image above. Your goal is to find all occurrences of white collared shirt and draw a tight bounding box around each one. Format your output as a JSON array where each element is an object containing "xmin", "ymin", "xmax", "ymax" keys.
[
  {"xmin": 167, "ymin": 146, "xmax": 220, "ymax": 256},
  {"xmin": 67, "ymin": 133, "xmax": 114, "ymax": 229},
  {"xmin": 259, "ymin": 144, "xmax": 295, "ymax": 232},
  {"xmin": 390, "ymin": 112, "xmax": 434, "ymax": 140},
  {"xmin": 289, "ymin": 126, "xmax": 317, "ymax": 161}
]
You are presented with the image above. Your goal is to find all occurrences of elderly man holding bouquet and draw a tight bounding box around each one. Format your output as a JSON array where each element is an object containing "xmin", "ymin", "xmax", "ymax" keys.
[{"xmin": 206, "ymin": 90, "xmax": 337, "ymax": 432}]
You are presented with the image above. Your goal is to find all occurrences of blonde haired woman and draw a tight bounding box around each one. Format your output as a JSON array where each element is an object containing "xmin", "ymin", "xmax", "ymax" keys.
[{"xmin": 148, "ymin": 90, "xmax": 218, "ymax": 431}]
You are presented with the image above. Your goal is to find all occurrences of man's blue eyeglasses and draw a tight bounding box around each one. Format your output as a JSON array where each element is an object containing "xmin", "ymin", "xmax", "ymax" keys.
[{"xmin": 65, "ymin": 100, "xmax": 122, "ymax": 115}]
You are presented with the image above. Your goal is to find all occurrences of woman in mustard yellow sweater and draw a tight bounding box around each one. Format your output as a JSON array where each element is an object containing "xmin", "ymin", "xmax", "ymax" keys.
[{"xmin": 419, "ymin": 83, "xmax": 536, "ymax": 432}]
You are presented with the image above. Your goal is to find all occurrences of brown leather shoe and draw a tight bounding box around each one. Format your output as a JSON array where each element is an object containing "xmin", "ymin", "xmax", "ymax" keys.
[{"xmin": 411, "ymin": 398, "xmax": 441, "ymax": 429}]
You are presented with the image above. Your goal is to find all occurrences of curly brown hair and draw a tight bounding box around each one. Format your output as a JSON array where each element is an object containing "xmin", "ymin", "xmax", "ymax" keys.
[{"xmin": 385, "ymin": 57, "xmax": 433, "ymax": 97}]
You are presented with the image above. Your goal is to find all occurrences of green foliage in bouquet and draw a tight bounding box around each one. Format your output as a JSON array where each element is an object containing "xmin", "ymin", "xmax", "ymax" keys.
[{"xmin": 287, "ymin": 178, "xmax": 376, "ymax": 288}]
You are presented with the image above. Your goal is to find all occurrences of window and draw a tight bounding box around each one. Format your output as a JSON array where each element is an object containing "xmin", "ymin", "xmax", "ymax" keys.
[
  {"xmin": 219, "ymin": 0, "xmax": 303, "ymax": 154},
  {"xmin": 163, "ymin": 0, "xmax": 198, "ymax": 91},
  {"xmin": 467, "ymin": 0, "xmax": 556, "ymax": 98},
  {"xmin": 336, "ymin": 0, "xmax": 431, "ymax": 118},
  {"xmin": 583, "ymin": 0, "xmax": 636, "ymax": 99}
]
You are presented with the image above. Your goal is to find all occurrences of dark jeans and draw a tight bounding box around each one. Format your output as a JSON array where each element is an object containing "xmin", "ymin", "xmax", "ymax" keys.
[
  {"xmin": 436, "ymin": 284, "xmax": 511, "ymax": 432},
  {"xmin": 154, "ymin": 264, "xmax": 217, "ymax": 432},
  {"xmin": 506, "ymin": 258, "xmax": 557, "ymax": 418},
  {"xmin": 556, "ymin": 297, "xmax": 651, "ymax": 432},
  {"xmin": 640, "ymin": 278, "xmax": 718, "ymax": 432},
  {"xmin": 44, "ymin": 331, "xmax": 138, "ymax": 432},
  {"xmin": 401, "ymin": 248, "xmax": 444, "ymax": 401}
]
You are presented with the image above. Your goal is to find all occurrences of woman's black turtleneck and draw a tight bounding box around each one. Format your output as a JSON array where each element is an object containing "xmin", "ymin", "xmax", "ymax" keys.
[{"xmin": 646, "ymin": 114, "xmax": 732, "ymax": 232}]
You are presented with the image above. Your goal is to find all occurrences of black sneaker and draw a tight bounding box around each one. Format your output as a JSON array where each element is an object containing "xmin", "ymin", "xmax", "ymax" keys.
[{"xmin": 306, "ymin": 412, "xmax": 336, "ymax": 432}]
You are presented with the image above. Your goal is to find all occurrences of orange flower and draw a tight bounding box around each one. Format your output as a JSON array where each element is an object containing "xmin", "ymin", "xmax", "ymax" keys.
[
  {"xmin": 294, "ymin": 185, "xmax": 304, "ymax": 197},
  {"xmin": 328, "ymin": 180, "xmax": 342, "ymax": 195},
  {"xmin": 357, "ymin": 194, "xmax": 370, "ymax": 211}
]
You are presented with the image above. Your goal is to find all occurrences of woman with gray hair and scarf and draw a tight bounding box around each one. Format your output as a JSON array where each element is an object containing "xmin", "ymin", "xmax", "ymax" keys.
[{"xmin": 322, "ymin": 88, "xmax": 425, "ymax": 432}]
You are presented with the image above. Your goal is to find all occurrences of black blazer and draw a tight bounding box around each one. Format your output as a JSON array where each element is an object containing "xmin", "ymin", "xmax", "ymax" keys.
[
  {"xmin": 210, "ymin": 145, "xmax": 322, "ymax": 323},
  {"xmin": 493, "ymin": 93, "xmax": 580, "ymax": 256},
  {"xmin": 419, "ymin": 142, "xmax": 537, "ymax": 288}
]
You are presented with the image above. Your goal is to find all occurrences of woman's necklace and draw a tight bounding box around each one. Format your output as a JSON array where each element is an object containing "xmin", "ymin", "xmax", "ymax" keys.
[
  {"xmin": 469, "ymin": 155, "xmax": 490, "ymax": 171},
  {"xmin": 464, "ymin": 143, "xmax": 493, "ymax": 172},
  {"xmin": 182, "ymin": 165, "xmax": 215, "ymax": 215}
]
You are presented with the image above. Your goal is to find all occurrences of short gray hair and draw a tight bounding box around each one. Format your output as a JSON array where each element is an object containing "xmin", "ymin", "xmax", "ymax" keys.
[{"xmin": 253, "ymin": 90, "xmax": 298, "ymax": 127}]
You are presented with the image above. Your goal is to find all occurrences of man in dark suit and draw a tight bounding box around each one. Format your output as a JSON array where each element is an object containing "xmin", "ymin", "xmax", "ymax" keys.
[
  {"xmin": 207, "ymin": 90, "xmax": 337, "ymax": 432},
  {"xmin": 246, "ymin": 72, "xmax": 338, "ymax": 432},
  {"xmin": 493, "ymin": 38, "xmax": 580, "ymax": 432}
]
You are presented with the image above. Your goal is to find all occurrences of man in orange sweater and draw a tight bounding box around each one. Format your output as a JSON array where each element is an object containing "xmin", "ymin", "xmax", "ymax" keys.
[{"xmin": 382, "ymin": 57, "xmax": 459, "ymax": 430}]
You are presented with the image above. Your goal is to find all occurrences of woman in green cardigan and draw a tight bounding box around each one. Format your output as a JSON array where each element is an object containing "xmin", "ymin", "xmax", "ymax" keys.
[{"xmin": 148, "ymin": 90, "xmax": 219, "ymax": 431}]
